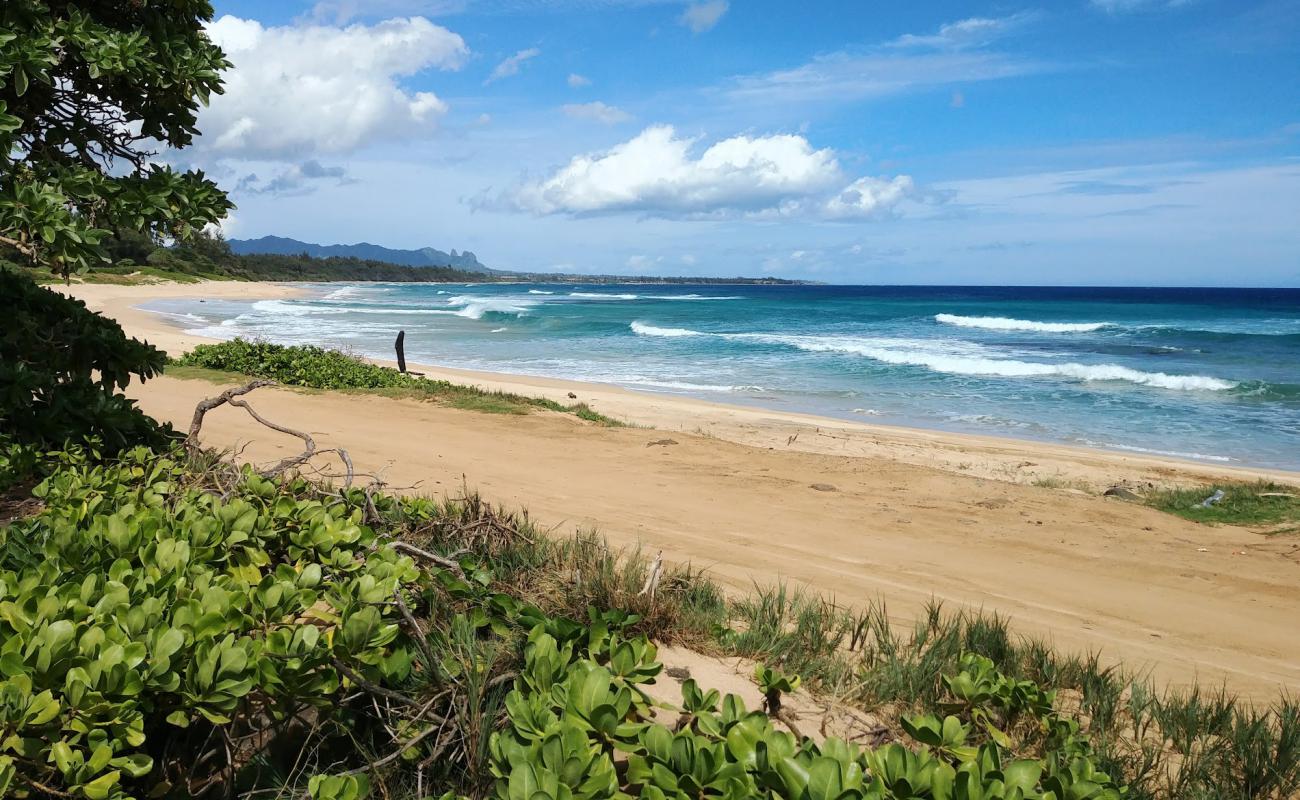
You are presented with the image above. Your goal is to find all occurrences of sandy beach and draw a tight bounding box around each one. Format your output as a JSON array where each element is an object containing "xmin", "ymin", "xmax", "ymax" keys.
[{"xmin": 63, "ymin": 281, "xmax": 1300, "ymax": 699}]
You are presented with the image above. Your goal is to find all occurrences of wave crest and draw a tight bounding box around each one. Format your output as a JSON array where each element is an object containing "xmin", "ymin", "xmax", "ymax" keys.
[
  {"xmin": 742, "ymin": 334, "xmax": 1237, "ymax": 391},
  {"xmin": 630, "ymin": 321, "xmax": 702, "ymax": 338},
  {"xmin": 935, "ymin": 314, "xmax": 1113, "ymax": 333}
]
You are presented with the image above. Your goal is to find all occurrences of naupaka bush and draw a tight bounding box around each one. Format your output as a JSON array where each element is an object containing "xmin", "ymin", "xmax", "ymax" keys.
[{"xmin": 0, "ymin": 446, "xmax": 424, "ymax": 798}]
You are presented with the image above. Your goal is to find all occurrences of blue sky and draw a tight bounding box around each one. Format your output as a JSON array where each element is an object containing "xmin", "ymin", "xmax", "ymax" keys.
[{"xmin": 195, "ymin": 0, "xmax": 1300, "ymax": 285}]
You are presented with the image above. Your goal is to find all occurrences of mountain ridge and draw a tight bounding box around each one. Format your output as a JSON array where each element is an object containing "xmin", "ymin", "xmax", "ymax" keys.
[{"xmin": 229, "ymin": 235, "xmax": 495, "ymax": 272}]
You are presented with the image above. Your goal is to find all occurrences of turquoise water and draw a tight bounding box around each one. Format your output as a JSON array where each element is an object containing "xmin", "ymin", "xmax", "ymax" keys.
[{"xmin": 143, "ymin": 283, "xmax": 1300, "ymax": 471}]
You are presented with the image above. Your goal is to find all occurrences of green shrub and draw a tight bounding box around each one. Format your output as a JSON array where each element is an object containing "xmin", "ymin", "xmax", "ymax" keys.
[
  {"xmin": 490, "ymin": 623, "xmax": 1131, "ymax": 800},
  {"xmin": 173, "ymin": 339, "xmax": 625, "ymax": 425},
  {"xmin": 0, "ymin": 270, "xmax": 170, "ymax": 454},
  {"xmin": 0, "ymin": 446, "xmax": 442, "ymax": 798}
]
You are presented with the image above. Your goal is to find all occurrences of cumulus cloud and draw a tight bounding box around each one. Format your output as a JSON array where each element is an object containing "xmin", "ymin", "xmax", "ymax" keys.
[
  {"xmin": 680, "ymin": 0, "xmax": 729, "ymax": 33},
  {"xmin": 487, "ymin": 47, "xmax": 541, "ymax": 82},
  {"xmin": 824, "ymin": 176, "xmax": 919, "ymax": 219},
  {"xmin": 568, "ymin": 73, "xmax": 592, "ymax": 87},
  {"xmin": 505, "ymin": 125, "xmax": 919, "ymax": 220},
  {"xmin": 201, "ymin": 15, "xmax": 467, "ymax": 159},
  {"xmin": 563, "ymin": 101, "xmax": 632, "ymax": 124}
]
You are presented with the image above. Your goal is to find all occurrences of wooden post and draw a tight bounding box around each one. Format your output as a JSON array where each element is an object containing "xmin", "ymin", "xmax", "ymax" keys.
[{"xmin": 395, "ymin": 330, "xmax": 407, "ymax": 373}]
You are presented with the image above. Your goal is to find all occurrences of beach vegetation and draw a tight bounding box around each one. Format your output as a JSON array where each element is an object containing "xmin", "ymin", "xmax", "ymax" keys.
[
  {"xmin": 0, "ymin": 269, "xmax": 170, "ymax": 457},
  {"xmin": 3, "ymin": 429, "xmax": 1298, "ymax": 798},
  {"xmin": 1144, "ymin": 481, "xmax": 1300, "ymax": 530},
  {"xmin": 171, "ymin": 338, "xmax": 627, "ymax": 425}
]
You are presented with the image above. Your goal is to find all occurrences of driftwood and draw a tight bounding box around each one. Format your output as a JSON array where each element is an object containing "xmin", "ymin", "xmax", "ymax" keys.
[
  {"xmin": 186, "ymin": 380, "xmax": 354, "ymax": 483},
  {"xmin": 394, "ymin": 329, "xmax": 424, "ymax": 376}
]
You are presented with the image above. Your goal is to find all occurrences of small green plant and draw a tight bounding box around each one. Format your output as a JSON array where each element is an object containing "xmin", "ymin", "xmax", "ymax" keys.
[{"xmin": 754, "ymin": 664, "xmax": 802, "ymax": 716}]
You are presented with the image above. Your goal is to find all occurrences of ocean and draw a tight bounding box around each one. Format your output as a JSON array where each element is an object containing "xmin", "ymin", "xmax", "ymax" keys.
[{"xmin": 142, "ymin": 283, "xmax": 1300, "ymax": 471}]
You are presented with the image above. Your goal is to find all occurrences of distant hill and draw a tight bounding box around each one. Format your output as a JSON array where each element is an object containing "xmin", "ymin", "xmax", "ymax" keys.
[{"xmin": 229, "ymin": 236, "xmax": 493, "ymax": 273}]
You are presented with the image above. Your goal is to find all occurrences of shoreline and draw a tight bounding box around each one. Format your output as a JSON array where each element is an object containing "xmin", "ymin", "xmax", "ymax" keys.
[
  {"xmin": 53, "ymin": 279, "xmax": 1300, "ymax": 698},
  {"xmin": 61, "ymin": 280, "xmax": 1299, "ymax": 489}
]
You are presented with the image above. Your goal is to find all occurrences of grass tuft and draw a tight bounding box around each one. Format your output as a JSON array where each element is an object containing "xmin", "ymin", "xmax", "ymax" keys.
[{"xmin": 1145, "ymin": 480, "xmax": 1300, "ymax": 528}]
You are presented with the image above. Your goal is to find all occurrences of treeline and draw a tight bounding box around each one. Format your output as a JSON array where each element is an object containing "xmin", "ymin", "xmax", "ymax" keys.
[{"xmin": 135, "ymin": 230, "xmax": 496, "ymax": 283}]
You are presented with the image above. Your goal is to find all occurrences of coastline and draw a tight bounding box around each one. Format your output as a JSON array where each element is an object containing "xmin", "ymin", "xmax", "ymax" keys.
[
  {"xmin": 55, "ymin": 280, "xmax": 1300, "ymax": 699},
  {"xmin": 61, "ymin": 280, "xmax": 1299, "ymax": 489}
]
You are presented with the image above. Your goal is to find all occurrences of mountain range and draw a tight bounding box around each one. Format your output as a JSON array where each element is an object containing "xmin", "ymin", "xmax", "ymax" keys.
[{"xmin": 228, "ymin": 236, "xmax": 492, "ymax": 272}]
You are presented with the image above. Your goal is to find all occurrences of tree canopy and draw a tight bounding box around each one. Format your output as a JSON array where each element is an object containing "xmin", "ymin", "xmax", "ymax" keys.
[{"xmin": 0, "ymin": 1, "xmax": 232, "ymax": 276}]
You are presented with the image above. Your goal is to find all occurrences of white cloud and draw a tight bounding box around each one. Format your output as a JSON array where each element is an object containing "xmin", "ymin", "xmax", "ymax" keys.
[
  {"xmin": 679, "ymin": 0, "xmax": 729, "ymax": 33},
  {"xmin": 568, "ymin": 73, "xmax": 592, "ymax": 87},
  {"xmin": 563, "ymin": 101, "xmax": 633, "ymax": 124},
  {"xmin": 487, "ymin": 47, "xmax": 541, "ymax": 82},
  {"xmin": 307, "ymin": 0, "xmax": 466, "ymax": 24},
  {"xmin": 824, "ymin": 176, "xmax": 919, "ymax": 219},
  {"xmin": 887, "ymin": 13, "xmax": 1035, "ymax": 50},
  {"xmin": 722, "ymin": 13, "xmax": 1043, "ymax": 107},
  {"xmin": 507, "ymin": 124, "xmax": 919, "ymax": 220},
  {"xmin": 201, "ymin": 15, "xmax": 467, "ymax": 159},
  {"xmin": 1090, "ymin": 0, "xmax": 1191, "ymax": 12}
]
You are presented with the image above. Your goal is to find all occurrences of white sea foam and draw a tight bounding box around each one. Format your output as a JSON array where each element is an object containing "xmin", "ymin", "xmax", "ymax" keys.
[
  {"xmin": 645, "ymin": 294, "xmax": 743, "ymax": 301},
  {"xmin": 322, "ymin": 286, "xmax": 362, "ymax": 300},
  {"xmin": 444, "ymin": 295, "xmax": 538, "ymax": 320},
  {"xmin": 490, "ymin": 327, "xmax": 508, "ymax": 333},
  {"xmin": 1078, "ymin": 440, "xmax": 1236, "ymax": 463},
  {"xmin": 630, "ymin": 321, "xmax": 702, "ymax": 338},
  {"xmin": 737, "ymin": 334, "xmax": 1237, "ymax": 391},
  {"xmin": 528, "ymin": 289, "xmax": 555, "ymax": 294},
  {"xmin": 570, "ymin": 292, "xmax": 639, "ymax": 299},
  {"xmin": 145, "ymin": 309, "xmax": 206, "ymax": 323},
  {"xmin": 935, "ymin": 314, "xmax": 1113, "ymax": 333}
]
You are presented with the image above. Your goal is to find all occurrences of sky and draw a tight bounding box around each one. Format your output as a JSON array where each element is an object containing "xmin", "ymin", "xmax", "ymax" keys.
[{"xmin": 190, "ymin": 0, "xmax": 1300, "ymax": 285}]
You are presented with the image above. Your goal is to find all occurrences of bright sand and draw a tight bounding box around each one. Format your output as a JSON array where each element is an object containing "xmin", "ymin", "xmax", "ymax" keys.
[{"xmin": 61, "ymin": 281, "xmax": 1300, "ymax": 699}]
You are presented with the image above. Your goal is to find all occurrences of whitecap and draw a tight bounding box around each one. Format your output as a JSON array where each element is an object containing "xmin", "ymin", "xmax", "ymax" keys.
[
  {"xmin": 570, "ymin": 292, "xmax": 639, "ymax": 300},
  {"xmin": 528, "ymin": 289, "xmax": 555, "ymax": 295},
  {"xmin": 444, "ymin": 294, "xmax": 538, "ymax": 320},
  {"xmin": 322, "ymin": 286, "xmax": 362, "ymax": 300},
  {"xmin": 935, "ymin": 314, "xmax": 1113, "ymax": 333},
  {"xmin": 735, "ymin": 333, "xmax": 1237, "ymax": 391},
  {"xmin": 630, "ymin": 321, "xmax": 702, "ymax": 338}
]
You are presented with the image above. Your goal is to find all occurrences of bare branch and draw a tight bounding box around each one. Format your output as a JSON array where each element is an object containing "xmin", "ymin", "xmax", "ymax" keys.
[{"xmin": 187, "ymin": 380, "xmax": 275, "ymax": 449}]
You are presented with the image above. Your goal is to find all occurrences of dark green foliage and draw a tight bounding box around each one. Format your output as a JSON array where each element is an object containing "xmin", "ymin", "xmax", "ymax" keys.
[
  {"xmin": 0, "ymin": 0, "xmax": 232, "ymax": 276},
  {"xmin": 173, "ymin": 339, "xmax": 627, "ymax": 425},
  {"xmin": 491, "ymin": 623, "xmax": 1130, "ymax": 800},
  {"xmin": 1145, "ymin": 481, "xmax": 1300, "ymax": 529},
  {"xmin": 0, "ymin": 270, "xmax": 169, "ymax": 453}
]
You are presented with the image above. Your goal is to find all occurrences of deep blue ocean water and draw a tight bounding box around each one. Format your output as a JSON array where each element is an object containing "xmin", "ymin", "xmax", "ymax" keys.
[{"xmin": 143, "ymin": 283, "xmax": 1300, "ymax": 471}]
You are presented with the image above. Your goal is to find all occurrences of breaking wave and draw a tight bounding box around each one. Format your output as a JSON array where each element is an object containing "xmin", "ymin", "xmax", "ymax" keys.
[
  {"xmin": 751, "ymin": 334, "xmax": 1237, "ymax": 391},
  {"xmin": 935, "ymin": 314, "xmax": 1113, "ymax": 333},
  {"xmin": 630, "ymin": 321, "xmax": 702, "ymax": 338}
]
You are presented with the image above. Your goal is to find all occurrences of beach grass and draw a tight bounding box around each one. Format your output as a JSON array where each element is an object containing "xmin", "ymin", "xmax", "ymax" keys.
[
  {"xmin": 442, "ymin": 487, "xmax": 1300, "ymax": 799},
  {"xmin": 1145, "ymin": 480, "xmax": 1300, "ymax": 529},
  {"xmin": 167, "ymin": 340, "xmax": 628, "ymax": 425}
]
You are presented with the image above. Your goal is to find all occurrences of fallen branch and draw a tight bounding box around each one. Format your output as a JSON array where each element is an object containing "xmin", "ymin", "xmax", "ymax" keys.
[
  {"xmin": 390, "ymin": 540, "xmax": 465, "ymax": 576},
  {"xmin": 186, "ymin": 380, "xmax": 322, "ymax": 477},
  {"xmin": 186, "ymin": 379, "xmax": 274, "ymax": 450}
]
